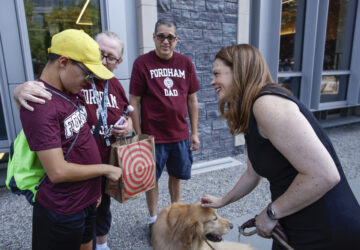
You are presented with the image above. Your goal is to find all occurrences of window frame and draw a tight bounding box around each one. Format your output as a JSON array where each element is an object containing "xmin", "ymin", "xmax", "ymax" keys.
[{"xmin": 251, "ymin": 0, "xmax": 360, "ymax": 113}]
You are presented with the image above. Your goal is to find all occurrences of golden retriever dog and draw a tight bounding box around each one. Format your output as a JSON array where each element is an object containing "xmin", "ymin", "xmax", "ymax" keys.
[{"xmin": 151, "ymin": 202, "xmax": 254, "ymax": 250}]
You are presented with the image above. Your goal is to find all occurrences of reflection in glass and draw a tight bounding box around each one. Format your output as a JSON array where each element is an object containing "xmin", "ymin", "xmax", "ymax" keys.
[
  {"xmin": 278, "ymin": 77, "xmax": 301, "ymax": 99},
  {"xmin": 320, "ymin": 75, "xmax": 348, "ymax": 102},
  {"xmin": 24, "ymin": 0, "xmax": 101, "ymax": 78},
  {"xmin": 323, "ymin": 0, "xmax": 355, "ymax": 70},
  {"xmin": 0, "ymin": 97, "xmax": 8, "ymax": 140},
  {"xmin": 279, "ymin": 0, "xmax": 305, "ymax": 72}
]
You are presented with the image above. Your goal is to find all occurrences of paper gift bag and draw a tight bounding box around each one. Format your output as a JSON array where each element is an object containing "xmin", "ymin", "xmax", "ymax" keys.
[{"xmin": 106, "ymin": 134, "xmax": 156, "ymax": 203}]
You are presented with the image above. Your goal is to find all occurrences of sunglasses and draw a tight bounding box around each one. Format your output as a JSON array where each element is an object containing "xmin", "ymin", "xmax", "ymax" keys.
[
  {"xmin": 72, "ymin": 60, "xmax": 95, "ymax": 81},
  {"xmin": 156, "ymin": 33, "xmax": 177, "ymax": 43}
]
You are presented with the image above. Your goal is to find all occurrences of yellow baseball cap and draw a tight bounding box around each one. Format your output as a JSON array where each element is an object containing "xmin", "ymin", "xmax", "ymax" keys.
[{"xmin": 48, "ymin": 29, "xmax": 114, "ymax": 80}]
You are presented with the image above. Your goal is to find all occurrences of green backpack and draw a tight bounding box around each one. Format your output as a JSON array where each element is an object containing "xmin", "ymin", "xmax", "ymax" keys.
[
  {"xmin": 5, "ymin": 88, "xmax": 81, "ymax": 205},
  {"xmin": 6, "ymin": 130, "xmax": 45, "ymax": 204}
]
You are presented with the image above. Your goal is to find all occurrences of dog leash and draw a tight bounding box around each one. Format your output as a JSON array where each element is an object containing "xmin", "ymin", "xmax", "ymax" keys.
[
  {"xmin": 239, "ymin": 217, "xmax": 294, "ymax": 250},
  {"xmin": 203, "ymin": 236, "xmax": 216, "ymax": 250}
]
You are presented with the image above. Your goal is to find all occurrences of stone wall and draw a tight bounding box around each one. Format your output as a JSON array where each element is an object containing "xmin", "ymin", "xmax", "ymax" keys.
[{"xmin": 157, "ymin": 0, "xmax": 244, "ymax": 162}]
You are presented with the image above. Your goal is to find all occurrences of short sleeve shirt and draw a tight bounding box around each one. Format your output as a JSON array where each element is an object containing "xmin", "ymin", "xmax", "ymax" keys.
[
  {"xmin": 20, "ymin": 81, "xmax": 101, "ymax": 215},
  {"xmin": 81, "ymin": 77, "xmax": 129, "ymax": 162},
  {"xmin": 130, "ymin": 51, "xmax": 200, "ymax": 143}
]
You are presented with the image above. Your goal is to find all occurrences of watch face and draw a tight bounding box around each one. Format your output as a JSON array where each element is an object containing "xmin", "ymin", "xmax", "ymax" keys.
[{"xmin": 267, "ymin": 206, "xmax": 275, "ymax": 219}]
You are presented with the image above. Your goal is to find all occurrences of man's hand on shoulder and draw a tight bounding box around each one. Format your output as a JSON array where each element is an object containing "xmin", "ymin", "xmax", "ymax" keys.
[{"xmin": 13, "ymin": 81, "xmax": 52, "ymax": 111}]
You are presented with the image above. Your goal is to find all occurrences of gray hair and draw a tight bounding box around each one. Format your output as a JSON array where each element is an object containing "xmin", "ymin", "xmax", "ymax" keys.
[
  {"xmin": 154, "ymin": 18, "xmax": 177, "ymax": 34},
  {"xmin": 95, "ymin": 31, "xmax": 124, "ymax": 58}
]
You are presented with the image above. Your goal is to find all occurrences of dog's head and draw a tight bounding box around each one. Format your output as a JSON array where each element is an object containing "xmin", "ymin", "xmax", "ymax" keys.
[{"xmin": 166, "ymin": 203, "xmax": 233, "ymax": 246}]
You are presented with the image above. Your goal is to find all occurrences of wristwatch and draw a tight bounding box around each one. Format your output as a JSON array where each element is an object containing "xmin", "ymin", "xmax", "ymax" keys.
[{"xmin": 266, "ymin": 202, "xmax": 277, "ymax": 220}]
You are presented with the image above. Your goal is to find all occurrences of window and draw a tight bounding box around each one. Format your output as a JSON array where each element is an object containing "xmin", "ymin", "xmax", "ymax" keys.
[
  {"xmin": 278, "ymin": 0, "xmax": 306, "ymax": 96},
  {"xmin": 279, "ymin": 0, "xmax": 305, "ymax": 72},
  {"xmin": 323, "ymin": 0, "xmax": 354, "ymax": 70},
  {"xmin": 24, "ymin": 0, "xmax": 102, "ymax": 78},
  {"xmin": 320, "ymin": 0, "xmax": 356, "ymax": 103},
  {"xmin": 252, "ymin": 0, "xmax": 360, "ymax": 124}
]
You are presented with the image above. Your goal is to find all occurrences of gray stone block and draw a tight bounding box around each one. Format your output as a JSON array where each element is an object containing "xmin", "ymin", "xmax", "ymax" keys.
[
  {"xmin": 194, "ymin": 0, "xmax": 206, "ymax": 11},
  {"xmin": 171, "ymin": 0, "xmax": 194, "ymax": 10},
  {"xmin": 222, "ymin": 23, "xmax": 237, "ymax": 36},
  {"xmin": 224, "ymin": 13, "xmax": 238, "ymax": 22},
  {"xmin": 206, "ymin": 2, "xmax": 225, "ymax": 12},
  {"xmin": 203, "ymin": 29, "xmax": 223, "ymax": 43},
  {"xmin": 212, "ymin": 119, "xmax": 228, "ymax": 130},
  {"xmin": 199, "ymin": 12, "xmax": 226, "ymax": 22},
  {"xmin": 225, "ymin": 2, "xmax": 238, "ymax": 14}
]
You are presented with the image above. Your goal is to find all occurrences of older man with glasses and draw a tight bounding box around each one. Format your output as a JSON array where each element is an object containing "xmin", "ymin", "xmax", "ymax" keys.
[
  {"xmin": 13, "ymin": 31, "xmax": 132, "ymax": 250},
  {"xmin": 129, "ymin": 18, "xmax": 200, "ymax": 243}
]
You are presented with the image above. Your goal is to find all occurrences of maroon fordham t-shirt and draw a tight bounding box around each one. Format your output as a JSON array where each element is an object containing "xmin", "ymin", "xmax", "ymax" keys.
[
  {"xmin": 20, "ymin": 81, "xmax": 101, "ymax": 215},
  {"xmin": 81, "ymin": 78, "xmax": 129, "ymax": 163},
  {"xmin": 130, "ymin": 51, "xmax": 200, "ymax": 143}
]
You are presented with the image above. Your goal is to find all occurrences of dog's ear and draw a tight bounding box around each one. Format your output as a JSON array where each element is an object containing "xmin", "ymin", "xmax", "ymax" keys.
[
  {"xmin": 179, "ymin": 218, "xmax": 204, "ymax": 246},
  {"xmin": 167, "ymin": 203, "xmax": 187, "ymax": 230}
]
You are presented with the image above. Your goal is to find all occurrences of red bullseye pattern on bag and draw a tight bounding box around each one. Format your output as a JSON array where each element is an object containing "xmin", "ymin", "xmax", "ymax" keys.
[
  {"xmin": 106, "ymin": 134, "xmax": 156, "ymax": 203},
  {"xmin": 120, "ymin": 140, "xmax": 155, "ymax": 198}
]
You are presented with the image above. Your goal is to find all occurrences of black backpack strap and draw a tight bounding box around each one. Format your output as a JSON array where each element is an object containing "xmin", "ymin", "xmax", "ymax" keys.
[
  {"xmin": 45, "ymin": 88, "xmax": 81, "ymax": 158},
  {"xmin": 46, "ymin": 88, "xmax": 81, "ymax": 112},
  {"xmin": 9, "ymin": 141, "xmax": 14, "ymax": 160},
  {"xmin": 64, "ymin": 132, "xmax": 80, "ymax": 159},
  {"xmin": 93, "ymin": 119, "xmax": 102, "ymax": 141}
]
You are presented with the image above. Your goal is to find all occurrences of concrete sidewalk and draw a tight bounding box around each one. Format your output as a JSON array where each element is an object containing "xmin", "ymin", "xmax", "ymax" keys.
[{"xmin": 1, "ymin": 123, "xmax": 360, "ymax": 250}]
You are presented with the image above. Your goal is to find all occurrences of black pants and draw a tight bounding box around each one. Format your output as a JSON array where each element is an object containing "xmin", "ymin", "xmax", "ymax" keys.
[{"xmin": 32, "ymin": 201, "xmax": 96, "ymax": 250}]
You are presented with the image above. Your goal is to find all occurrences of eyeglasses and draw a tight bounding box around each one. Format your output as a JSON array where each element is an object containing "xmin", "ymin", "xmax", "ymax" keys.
[
  {"xmin": 72, "ymin": 60, "xmax": 95, "ymax": 81},
  {"xmin": 101, "ymin": 54, "xmax": 121, "ymax": 65},
  {"xmin": 156, "ymin": 33, "xmax": 177, "ymax": 43}
]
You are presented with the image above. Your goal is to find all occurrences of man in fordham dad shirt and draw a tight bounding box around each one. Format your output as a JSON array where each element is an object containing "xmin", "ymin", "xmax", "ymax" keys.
[
  {"xmin": 19, "ymin": 29, "xmax": 122, "ymax": 250},
  {"xmin": 129, "ymin": 18, "xmax": 200, "ymax": 238}
]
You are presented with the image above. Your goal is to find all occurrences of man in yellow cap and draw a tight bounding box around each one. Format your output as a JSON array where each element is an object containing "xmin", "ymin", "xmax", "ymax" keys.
[{"xmin": 19, "ymin": 29, "xmax": 122, "ymax": 250}]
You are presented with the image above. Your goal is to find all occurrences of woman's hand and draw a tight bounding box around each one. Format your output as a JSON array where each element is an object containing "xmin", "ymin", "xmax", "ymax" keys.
[
  {"xmin": 255, "ymin": 207, "xmax": 278, "ymax": 238},
  {"xmin": 201, "ymin": 194, "xmax": 225, "ymax": 209}
]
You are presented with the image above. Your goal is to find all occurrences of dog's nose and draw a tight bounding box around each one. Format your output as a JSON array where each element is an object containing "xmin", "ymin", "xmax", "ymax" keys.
[{"xmin": 229, "ymin": 223, "xmax": 233, "ymax": 229}]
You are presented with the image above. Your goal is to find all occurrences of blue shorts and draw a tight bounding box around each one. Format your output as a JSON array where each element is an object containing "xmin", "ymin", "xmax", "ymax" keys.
[
  {"xmin": 33, "ymin": 201, "xmax": 97, "ymax": 250},
  {"xmin": 155, "ymin": 139, "xmax": 193, "ymax": 181}
]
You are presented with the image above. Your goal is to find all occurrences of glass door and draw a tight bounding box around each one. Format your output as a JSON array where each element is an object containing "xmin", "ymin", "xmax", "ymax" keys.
[{"xmin": 24, "ymin": 0, "xmax": 102, "ymax": 78}]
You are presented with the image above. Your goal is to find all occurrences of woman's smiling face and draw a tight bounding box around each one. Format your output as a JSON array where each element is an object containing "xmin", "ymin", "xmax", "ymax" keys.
[{"xmin": 211, "ymin": 58, "xmax": 234, "ymax": 102}]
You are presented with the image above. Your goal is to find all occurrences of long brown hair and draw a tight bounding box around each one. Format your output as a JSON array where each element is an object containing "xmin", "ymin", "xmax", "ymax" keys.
[{"xmin": 215, "ymin": 44, "xmax": 273, "ymax": 134}]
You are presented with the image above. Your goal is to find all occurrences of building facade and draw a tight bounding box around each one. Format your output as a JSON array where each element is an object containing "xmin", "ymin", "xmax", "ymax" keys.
[{"xmin": 1, "ymin": 0, "xmax": 360, "ymax": 166}]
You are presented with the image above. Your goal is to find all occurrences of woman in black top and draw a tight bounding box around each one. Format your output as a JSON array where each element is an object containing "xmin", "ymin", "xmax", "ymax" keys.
[{"xmin": 201, "ymin": 44, "xmax": 360, "ymax": 249}]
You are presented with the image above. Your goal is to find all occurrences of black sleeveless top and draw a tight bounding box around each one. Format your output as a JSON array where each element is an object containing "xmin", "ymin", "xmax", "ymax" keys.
[{"xmin": 244, "ymin": 86, "xmax": 360, "ymax": 250}]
